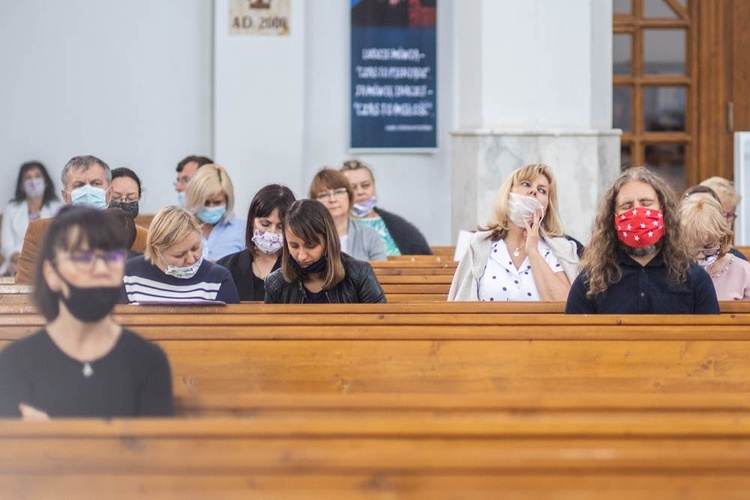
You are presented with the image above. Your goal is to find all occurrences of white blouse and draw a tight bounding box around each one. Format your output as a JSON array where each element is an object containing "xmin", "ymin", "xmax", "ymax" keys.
[{"xmin": 477, "ymin": 239, "xmax": 562, "ymax": 302}]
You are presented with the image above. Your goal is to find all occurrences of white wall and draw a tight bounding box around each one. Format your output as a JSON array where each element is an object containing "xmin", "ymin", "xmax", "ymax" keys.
[
  {"xmin": 0, "ymin": 0, "xmax": 213, "ymax": 213},
  {"xmin": 213, "ymin": 0, "xmax": 307, "ymax": 219},
  {"xmin": 214, "ymin": 0, "xmax": 455, "ymax": 245}
]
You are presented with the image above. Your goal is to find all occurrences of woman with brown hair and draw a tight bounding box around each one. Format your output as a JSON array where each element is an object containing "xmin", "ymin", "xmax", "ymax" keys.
[
  {"xmin": 308, "ymin": 168, "xmax": 386, "ymax": 261},
  {"xmin": 264, "ymin": 199, "xmax": 386, "ymax": 303}
]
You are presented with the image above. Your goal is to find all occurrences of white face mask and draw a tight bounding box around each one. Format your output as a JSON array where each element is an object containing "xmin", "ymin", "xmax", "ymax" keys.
[
  {"xmin": 508, "ymin": 192, "xmax": 544, "ymax": 228},
  {"xmin": 252, "ymin": 229, "xmax": 283, "ymax": 254},
  {"xmin": 697, "ymin": 253, "xmax": 719, "ymax": 269},
  {"xmin": 23, "ymin": 178, "xmax": 46, "ymax": 199},
  {"xmin": 163, "ymin": 255, "xmax": 203, "ymax": 279}
]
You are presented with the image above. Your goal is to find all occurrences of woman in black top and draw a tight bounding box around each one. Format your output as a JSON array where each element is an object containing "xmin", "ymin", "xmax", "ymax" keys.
[
  {"xmin": 217, "ymin": 184, "xmax": 296, "ymax": 301},
  {"xmin": 264, "ymin": 199, "xmax": 386, "ymax": 304},
  {"xmin": 0, "ymin": 206, "xmax": 173, "ymax": 418}
]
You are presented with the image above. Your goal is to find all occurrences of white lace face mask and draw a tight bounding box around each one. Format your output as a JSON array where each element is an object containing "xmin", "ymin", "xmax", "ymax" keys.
[
  {"xmin": 252, "ymin": 230, "xmax": 283, "ymax": 254},
  {"xmin": 508, "ymin": 192, "xmax": 544, "ymax": 228},
  {"xmin": 697, "ymin": 253, "xmax": 719, "ymax": 269},
  {"xmin": 163, "ymin": 255, "xmax": 203, "ymax": 279}
]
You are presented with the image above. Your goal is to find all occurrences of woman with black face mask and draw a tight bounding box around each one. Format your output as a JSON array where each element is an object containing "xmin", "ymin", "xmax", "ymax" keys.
[
  {"xmin": 0, "ymin": 206, "xmax": 174, "ymax": 418},
  {"xmin": 264, "ymin": 199, "xmax": 386, "ymax": 304}
]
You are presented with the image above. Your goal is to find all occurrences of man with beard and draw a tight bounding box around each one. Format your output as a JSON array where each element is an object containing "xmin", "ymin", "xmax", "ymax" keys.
[{"xmin": 565, "ymin": 167, "xmax": 719, "ymax": 314}]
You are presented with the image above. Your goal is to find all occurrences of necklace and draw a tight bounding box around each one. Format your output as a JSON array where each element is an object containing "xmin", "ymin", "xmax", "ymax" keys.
[
  {"xmin": 505, "ymin": 240, "xmax": 522, "ymax": 258},
  {"xmin": 82, "ymin": 362, "xmax": 94, "ymax": 378}
]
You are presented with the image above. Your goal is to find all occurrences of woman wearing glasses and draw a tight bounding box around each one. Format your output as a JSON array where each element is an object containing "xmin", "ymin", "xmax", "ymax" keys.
[
  {"xmin": 308, "ymin": 168, "xmax": 386, "ymax": 261},
  {"xmin": 122, "ymin": 206, "xmax": 240, "ymax": 304},
  {"xmin": 680, "ymin": 194, "xmax": 750, "ymax": 300},
  {"xmin": 265, "ymin": 199, "xmax": 386, "ymax": 303},
  {"xmin": 0, "ymin": 206, "xmax": 174, "ymax": 418}
]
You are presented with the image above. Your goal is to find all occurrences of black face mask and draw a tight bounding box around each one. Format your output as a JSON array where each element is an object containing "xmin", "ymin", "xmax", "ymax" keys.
[
  {"xmin": 58, "ymin": 276, "xmax": 121, "ymax": 323},
  {"xmin": 108, "ymin": 200, "xmax": 139, "ymax": 219},
  {"xmin": 289, "ymin": 255, "xmax": 328, "ymax": 275}
]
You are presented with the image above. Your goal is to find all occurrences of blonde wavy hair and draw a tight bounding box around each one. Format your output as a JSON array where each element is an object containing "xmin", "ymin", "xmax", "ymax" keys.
[
  {"xmin": 700, "ymin": 176, "xmax": 741, "ymax": 207},
  {"xmin": 680, "ymin": 194, "xmax": 733, "ymax": 259},
  {"xmin": 580, "ymin": 166, "xmax": 690, "ymax": 298},
  {"xmin": 484, "ymin": 163, "xmax": 565, "ymax": 240}
]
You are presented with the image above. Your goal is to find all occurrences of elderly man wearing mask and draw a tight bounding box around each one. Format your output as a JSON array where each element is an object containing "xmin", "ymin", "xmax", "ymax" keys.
[{"xmin": 15, "ymin": 155, "xmax": 148, "ymax": 285}]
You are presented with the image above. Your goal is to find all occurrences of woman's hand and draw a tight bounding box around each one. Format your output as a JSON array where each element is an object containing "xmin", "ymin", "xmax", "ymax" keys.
[
  {"xmin": 523, "ymin": 209, "xmax": 544, "ymax": 256},
  {"xmin": 19, "ymin": 403, "xmax": 49, "ymax": 420}
]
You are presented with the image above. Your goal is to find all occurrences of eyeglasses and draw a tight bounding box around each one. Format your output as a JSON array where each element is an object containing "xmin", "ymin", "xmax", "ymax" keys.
[
  {"xmin": 111, "ymin": 196, "xmax": 139, "ymax": 203},
  {"xmin": 724, "ymin": 212, "xmax": 738, "ymax": 223},
  {"xmin": 173, "ymin": 176, "xmax": 191, "ymax": 187},
  {"xmin": 316, "ymin": 188, "xmax": 348, "ymax": 201},
  {"xmin": 692, "ymin": 245, "xmax": 721, "ymax": 259},
  {"xmin": 56, "ymin": 249, "xmax": 127, "ymax": 271}
]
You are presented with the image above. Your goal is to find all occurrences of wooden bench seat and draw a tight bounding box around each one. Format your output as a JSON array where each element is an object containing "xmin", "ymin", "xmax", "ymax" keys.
[
  {"xmin": 2, "ymin": 306, "xmax": 750, "ymax": 410},
  {"xmin": 2, "ymin": 414, "xmax": 750, "ymax": 498}
]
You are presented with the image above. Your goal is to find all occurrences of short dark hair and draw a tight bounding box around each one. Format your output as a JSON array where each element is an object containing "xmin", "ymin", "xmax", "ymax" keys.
[
  {"xmin": 33, "ymin": 206, "xmax": 128, "ymax": 321},
  {"xmin": 105, "ymin": 207, "xmax": 137, "ymax": 249},
  {"xmin": 111, "ymin": 167, "xmax": 143, "ymax": 198},
  {"xmin": 176, "ymin": 155, "xmax": 213, "ymax": 173},
  {"xmin": 246, "ymin": 184, "xmax": 296, "ymax": 249},
  {"xmin": 13, "ymin": 161, "xmax": 59, "ymax": 206}
]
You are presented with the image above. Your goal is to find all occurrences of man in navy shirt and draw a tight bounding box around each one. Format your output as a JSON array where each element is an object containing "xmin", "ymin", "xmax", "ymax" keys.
[{"xmin": 566, "ymin": 167, "xmax": 719, "ymax": 314}]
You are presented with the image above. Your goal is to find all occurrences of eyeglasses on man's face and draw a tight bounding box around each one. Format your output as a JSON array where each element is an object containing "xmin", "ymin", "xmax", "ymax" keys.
[
  {"xmin": 316, "ymin": 188, "xmax": 348, "ymax": 202},
  {"xmin": 173, "ymin": 176, "xmax": 191, "ymax": 187},
  {"xmin": 56, "ymin": 249, "xmax": 127, "ymax": 272}
]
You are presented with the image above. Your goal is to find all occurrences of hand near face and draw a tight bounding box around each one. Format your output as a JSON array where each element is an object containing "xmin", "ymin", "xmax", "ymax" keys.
[{"xmin": 523, "ymin": 209, "xmax": 543, "ymax": 255}]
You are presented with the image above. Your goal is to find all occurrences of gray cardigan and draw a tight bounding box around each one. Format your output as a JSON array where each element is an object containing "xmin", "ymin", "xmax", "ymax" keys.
[{"xmin": 346, "ymin": 219, "xmax": 387, "ymax": 261}]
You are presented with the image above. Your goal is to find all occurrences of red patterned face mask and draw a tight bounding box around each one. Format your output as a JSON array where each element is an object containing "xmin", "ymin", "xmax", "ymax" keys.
[{"xmin": 614, "ymin": 208, "xmax": 665, "ymax": 248}]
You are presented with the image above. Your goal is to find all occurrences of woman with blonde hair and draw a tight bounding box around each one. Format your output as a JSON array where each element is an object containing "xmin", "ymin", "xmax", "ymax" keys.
[
  {"xmin": 264, "ymin": 199, "xmax": 386, "ymax": 303},
  {"xmin": 448, "ymin": 164, "xmax": 579, "ymax": 302},
  {"xmin": 680, "ymin": 194, "xmax": 750, "ymax": 300},
  {"xmin": 122, "ymin": 206, "xmax": 239, "ymax": 304},
  {"xmin": 184, "ymin": 164, "xmax": 246, "ymax": 261}
]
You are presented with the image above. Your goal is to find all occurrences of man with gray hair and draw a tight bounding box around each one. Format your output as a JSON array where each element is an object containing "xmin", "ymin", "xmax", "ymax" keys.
[{"xmin": 15, "ymin": 155, "xmax": 148, "ymax": 284}]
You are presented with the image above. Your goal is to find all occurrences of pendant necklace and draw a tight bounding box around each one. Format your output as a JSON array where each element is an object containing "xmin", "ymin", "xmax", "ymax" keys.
[
  {"xmin": 82, "ymin": 362, "xmax": 94, "ymax": 378},
  {"xmin": 512, "ymin": 247, "xmax": 521, "ymax": 257}
]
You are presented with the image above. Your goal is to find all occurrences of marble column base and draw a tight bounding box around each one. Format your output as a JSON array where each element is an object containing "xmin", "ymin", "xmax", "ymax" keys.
[{"xmin": 451, "ymin": 128, "xmax": 621, "ymax": 244}]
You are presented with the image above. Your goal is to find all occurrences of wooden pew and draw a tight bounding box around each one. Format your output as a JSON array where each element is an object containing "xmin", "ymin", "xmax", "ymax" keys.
[
  {"xmin": 369, "ymin": 259, "xmax": 457, "ymax": 275},
  {"xmin": 3, "ymin": 413, "xmax": 750, "ymax": 498},
  {"xmin": 3, "ymin": 304, "xmax": 750, "ymax": 413}
]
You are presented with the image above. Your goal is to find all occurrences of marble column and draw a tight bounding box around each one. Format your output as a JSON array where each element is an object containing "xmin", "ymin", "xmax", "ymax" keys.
[{"xmin": 451, "ymin": 0, "xmax": 620, "ymax": 243}]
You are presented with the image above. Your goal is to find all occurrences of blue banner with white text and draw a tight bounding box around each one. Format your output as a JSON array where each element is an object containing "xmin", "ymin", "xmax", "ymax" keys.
[{"xmin": 350, "ymin": 0, "xmax": 437, "ymax": 150}]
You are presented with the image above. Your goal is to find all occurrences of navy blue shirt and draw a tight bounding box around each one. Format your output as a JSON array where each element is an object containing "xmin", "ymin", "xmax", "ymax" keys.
[
  {"xmin": 565, "ymin": 250, "xmax": 719, "ymax": 314},
  {"xmin": 729, "ymin": 247, "xmax": 748, "ymax": 262}
]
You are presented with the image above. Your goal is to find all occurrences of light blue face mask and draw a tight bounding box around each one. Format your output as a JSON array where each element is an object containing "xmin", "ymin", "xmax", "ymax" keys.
[
  {"xmin": 177, "ymin": 191, "xmax": 186, "ymax": 207},
  {"xmin": 198, "ymin": 205, "xmax": 226, "ymax": 225},
  {"xmin": 351, "ymin": 196, "xmax": 377, "ymax": 218},
  {"xmin": 70, "ymin": 184, "xmax": 108, "ymax": 210}
]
